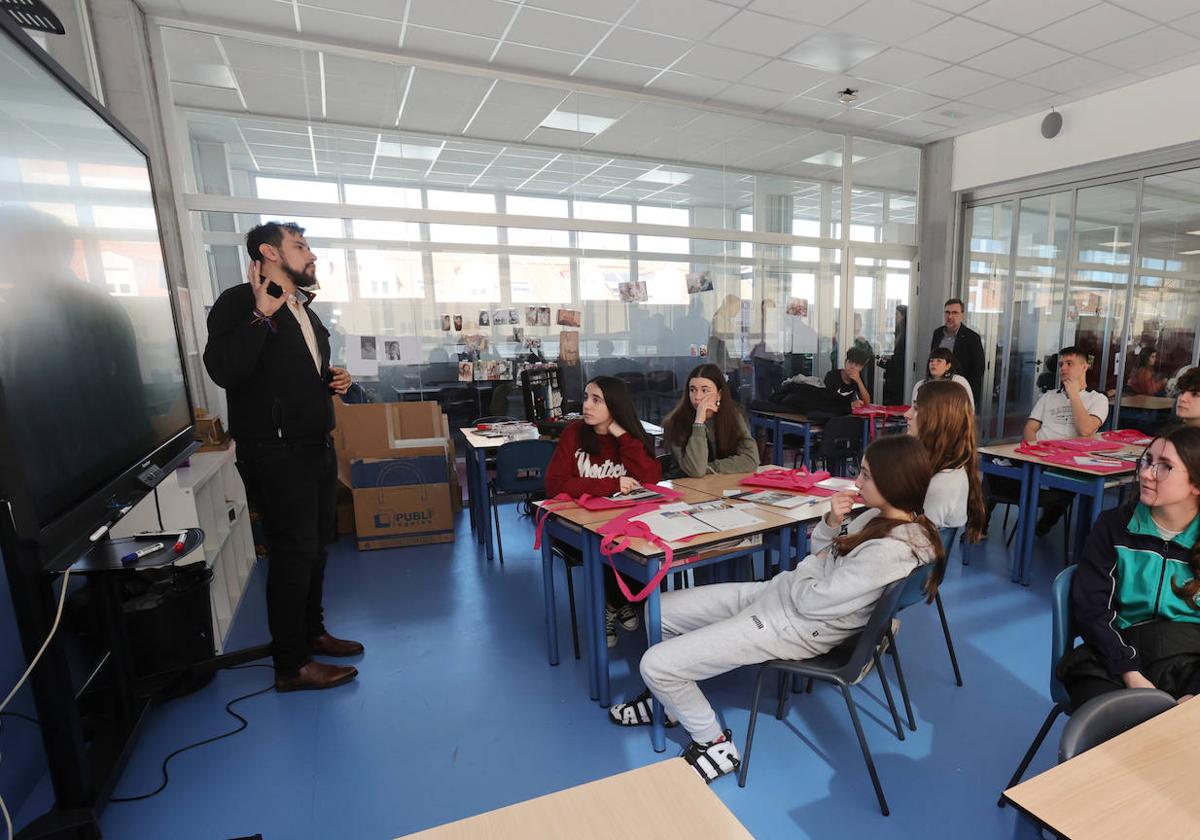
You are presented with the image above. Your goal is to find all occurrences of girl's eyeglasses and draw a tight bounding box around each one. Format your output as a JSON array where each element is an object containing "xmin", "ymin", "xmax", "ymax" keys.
[{"xmin": 1137, "ymin": 454, "xmax": 1174, "ymax": 479}]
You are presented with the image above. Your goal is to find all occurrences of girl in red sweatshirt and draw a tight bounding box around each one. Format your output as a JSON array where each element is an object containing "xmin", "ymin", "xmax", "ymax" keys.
[{"xmin": 545, "ymin": 375, "xmax": 661, "ymax": 647}]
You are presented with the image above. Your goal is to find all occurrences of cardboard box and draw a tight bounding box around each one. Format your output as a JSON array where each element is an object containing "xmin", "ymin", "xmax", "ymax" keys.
[
  {"xmin": 335, "ymin": 482, "xmax": 355, "ymax": 536},
  {"xmin": 332, "ymin": 400, "xmax": 455, "ymax": 550}
]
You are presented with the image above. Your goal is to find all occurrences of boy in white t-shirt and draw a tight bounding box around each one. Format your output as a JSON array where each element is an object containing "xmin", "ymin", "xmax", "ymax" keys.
[{"xmin": 1025, "ymin": 346, "xmax": 1109, "ymax": 536}]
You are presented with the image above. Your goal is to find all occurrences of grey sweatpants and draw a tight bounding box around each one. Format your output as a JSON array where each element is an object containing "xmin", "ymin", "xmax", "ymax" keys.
[{"xmin": 639, "ymin": 575, "xmax": 814, "ymax": 744}]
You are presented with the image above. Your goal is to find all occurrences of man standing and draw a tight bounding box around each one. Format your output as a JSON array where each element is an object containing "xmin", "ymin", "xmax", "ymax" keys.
[
  {"xmin": 204, "ymin": 221, "xmax": 362, "ymax": 692},
  {"xmin": 929, "ymin": 298, "xmax": 984, "ymax": 406}
]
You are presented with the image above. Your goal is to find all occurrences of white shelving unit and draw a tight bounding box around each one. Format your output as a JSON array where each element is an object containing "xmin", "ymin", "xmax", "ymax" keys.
[{"xmin": 111, "ymin": 446, "xmax": 255, "ymax": 652}]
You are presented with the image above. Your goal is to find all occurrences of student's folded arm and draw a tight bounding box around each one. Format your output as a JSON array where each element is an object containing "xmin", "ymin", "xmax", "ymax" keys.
[
  {"xmin": 673, "ymin": 425, "xmax": 709, "ymax": 478},
  {"xmin": 617, "ymin": 433, "xmax": 662, "ymax": 485},
  {"xmin": 1071, "ymin": 519, "xmax": 1141, "ymax": 676},
  {"xmin": 709, "ymin": 417, "xmax": 759, "ymax": 474},
  {"xmin": 543, "ymin": 437, "xmax": 620, "ymax": 498}
]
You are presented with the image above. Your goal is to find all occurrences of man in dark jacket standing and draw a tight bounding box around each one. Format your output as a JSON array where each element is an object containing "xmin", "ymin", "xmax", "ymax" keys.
[
  {"xmin": 204, "ymin": 221, "xmax": 361, "ymax": 692},
  {"xmin": 929, "ymin": 297, "xmax": 984, "ymax": 407}
]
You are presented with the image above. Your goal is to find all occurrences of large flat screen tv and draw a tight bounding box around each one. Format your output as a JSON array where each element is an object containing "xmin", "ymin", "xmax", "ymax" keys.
[{"xmin": 0, "ymin": 14, "xmax": 196, "ymax": 573}]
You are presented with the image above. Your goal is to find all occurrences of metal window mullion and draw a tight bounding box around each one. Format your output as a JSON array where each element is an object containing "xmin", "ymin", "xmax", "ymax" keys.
[{"xmin": 1112, "ymin": 178, "xmax": 1146, "ymax": 430}]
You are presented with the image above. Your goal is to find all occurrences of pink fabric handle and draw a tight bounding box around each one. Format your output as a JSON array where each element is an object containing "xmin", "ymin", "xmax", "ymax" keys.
[
  {"xmin": 573, "ymin": 483, "xmax": 684, "ymax": 511},
  {"xmin": 739, "ymin": 467, "xmax": 831, "ymax": 492},
  {"xmin": 1100, "ymin": 429, "xmax": 1153, "ymax": 445}
]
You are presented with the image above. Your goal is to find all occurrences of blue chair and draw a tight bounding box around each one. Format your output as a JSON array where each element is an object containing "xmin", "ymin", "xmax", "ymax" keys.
[
  {"xmin": 999, "ymin": 566, "xmax": 1076, "ymax": 805},
  {"xmin": 488, "ymin": 438, "xmax": 556, "ymax": 566},
  {"xmin": 885, "ymin": 527, "xmax": 965, "ymax": 731},
  {"xmin": 1058, "ymin": 688, "xmax": 1175, "ymax": 762},
  {"xmin": 738, "ymin": 572, "xmax": 915, "ymax": 816}
]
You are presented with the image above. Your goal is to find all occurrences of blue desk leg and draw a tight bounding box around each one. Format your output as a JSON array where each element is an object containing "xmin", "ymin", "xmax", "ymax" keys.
[
  {"xmin": 592, "ymin": 535, "xmax": 610, "ymax": 706},
  {"xmin": 582, "ymin": 530, "xmax": 598, "ymax": 701},
  {"xmin": 792, "ymin": 523, "xmax": 809, "ymax": 570},
  {"xmin": 542, "ymin": 526, "xmax": 559, "ymax": 666},
  {"xmin": 1020, "ymin": 464, "xmax": 1042, "ymax": 587},
  {"xmin": 779, "ymin": 525, "xmax": 793, "ymax": 573},
  {"xmin": 479, "ymin": 449, "xmax": 494, "ymax": 561},
  {"xmin": 464, "ymin": 445, "xmax": 479, "ymax": 537},
  {"xmin": 646, "ymin": 556, "xmax": 666, "ymax": 753},
  {"xmin": 773, "ymin": 418, "xmax": 784, "ymax": 466},
  {"xmin": 802, "ymin": 423, "xmax": 811, "ymax": 470}
]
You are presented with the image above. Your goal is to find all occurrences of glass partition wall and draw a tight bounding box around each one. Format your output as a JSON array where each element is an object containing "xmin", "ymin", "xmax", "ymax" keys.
[
  {"xmin": 961, "ymin": 166, "xmax": 1200, "ymax": 438},
  {"xmin": 157, "ymin": 24, "xmax": 920, "ymax": 417}
]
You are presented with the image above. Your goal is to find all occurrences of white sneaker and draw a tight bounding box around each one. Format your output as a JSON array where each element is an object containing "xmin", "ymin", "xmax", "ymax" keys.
[
  {"xmin": 604, "ymin": 606, "xmax": 618, "ymax": 648},
  {"xmin": 615, "ymin": 603, "xmax": 640, "ymax": 632},
  {"xmin": 681, "ymin": 731, "xmax": 741, "ymax": 784}
]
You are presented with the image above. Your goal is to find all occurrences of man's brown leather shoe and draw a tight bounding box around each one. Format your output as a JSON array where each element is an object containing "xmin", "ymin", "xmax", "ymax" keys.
[
  {"xmin": 274, "ymin": 660, "xmax": 357, "ymax": 692},
  {"xmin": 312, "ymin": 633, "xmax": 364, "ymax": 657}
]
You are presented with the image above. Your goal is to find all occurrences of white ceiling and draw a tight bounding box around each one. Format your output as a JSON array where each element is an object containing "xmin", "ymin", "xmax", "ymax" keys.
[{"xmin": 141, "ymin": 0, "xmax": 1200, "ymax": 145}]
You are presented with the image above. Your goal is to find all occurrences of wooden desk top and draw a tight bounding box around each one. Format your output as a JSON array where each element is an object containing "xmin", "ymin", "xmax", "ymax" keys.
[
  {"xmin": 398, "ymin": 758, "xmax": 754, "ymax": 840},
  {"xmin": 750, "ymin": 408, "xmax": 810, "ymax": 423},
  {"xmin": 539, "ymin": 481, "xmax": 720, "ymax": 527},
  {"xmin": 1115, "ymin": 394, "xmax": 1175, "ymax": 411},
  {"xmin": 459, "ymin": 426, "xmax": 540, "ymax": 450},
  {"xmin": 1004, "ymin": 696, "xmax": 1200, "ymax": 839},
  {"xmin": 978, "ymin": 439, "xmax": 1141, "ymax": 477}
]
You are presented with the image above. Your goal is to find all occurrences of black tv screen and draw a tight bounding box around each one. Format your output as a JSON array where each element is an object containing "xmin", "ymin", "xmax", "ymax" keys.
[{"xmin": 0, "ymin": 16, "xmax": 194, "ymax": 569}]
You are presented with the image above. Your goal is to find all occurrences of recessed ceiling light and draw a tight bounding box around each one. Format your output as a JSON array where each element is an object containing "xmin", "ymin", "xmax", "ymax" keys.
[
  {"xmin": 1097, "ymin": 240, "xmax": 1131, "ymax": 248},
  {"xmin": 376, "ymin": 140, "xmax": 440, "ymax": 160},
  {"xmin": 1186, "ymin": 229, "xmax": 1200, "ymax": 236},
  {"xmin": 636, "ymin": 168, "xmax": 692, "ymax": 185},
  {"xmin": 1178, "ymin": 249, "xmax": 1200, "ymax": 255},
  {"xmin": 538, "ymin": 110, "xmax": 617, "ymax": 135},
  {"xmin": 802, "ymin": 152, "xmax": 866, "ymax": 167}
]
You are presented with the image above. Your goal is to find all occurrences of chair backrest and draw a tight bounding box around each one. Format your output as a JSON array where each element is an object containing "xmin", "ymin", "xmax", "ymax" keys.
[
  {"xmin": 493, "ymin": 439, "xmax": 557, "ymax": 494},
  {"xmin": 646, "ymin": 370, "xmax": 677, "ymax": 394},
  {"xmin": 832, "ymin": 575, "xmax": 909, "ymax": 685},
  {"xmin": 894, "ymin": 529, "xmax": 957, "ymax": 611},
  {"xmin": 820, "ymin": 415, "xmax": 865, "ymax": 476},
  {"xmin": 473, "ymin": 414, "xmax": 517, "ymax": 426},
  {"xmin": 1058, "ymin": 688, "xmax": 1176, "ymax": 762},
  {"xmin": 1050, "ymin": 566, "xmax": 1077, "ymax": 708}
]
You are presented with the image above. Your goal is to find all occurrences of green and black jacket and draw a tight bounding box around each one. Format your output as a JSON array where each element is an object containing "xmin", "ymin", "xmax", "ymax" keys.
[{"xmin": 1071, "ymin": 502, "xmax": 1200, "ymax": 677}]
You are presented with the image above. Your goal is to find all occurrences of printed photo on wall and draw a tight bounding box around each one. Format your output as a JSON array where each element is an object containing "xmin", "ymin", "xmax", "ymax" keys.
[
  {"xmin": 478, "ymin": 309, "xmax": 490, "ymax": 327},
  {"xmin": 384, "ymin": 340, "xmax": 402, "ymax": 361},
  {"xmin": 441, "ymin": 314, "xmax": 451, "ymax": 331},
  {"xmin": 537, "ymin": 306, "xmax": 551, "ymax": 326},
  {"xmin": 464, "ymin": 334, "xmax": 488, "ymax": 354},
  {"xmin": 526, "ymin": 306, "xmax": 538, "ymax": 326},
  {"xmin": 457, "ymin": 360, "xmax": 474, "ymax": 382},
  {"xmin": 618, "ymin": 280, "xmax": 648, "ymax": 303},
  {"xmin": 512, "ymin": 327, "xmax": 524, "ymax": 343},
  {"xmin": 360, "ymin": 335, "xmax": 377, "ymax": 359},
  {"xmin": 686, "ymin": 270, "xmax": 713, "ymax": 294},
  {"xmin": 453, "ymin": 314, "xmax": 463, "ymax": 331},
  {"xmin": 556, "ymin": 308, "xmax": 581, "ymax": 327},
  {"xmin": 559, "ymin": 330, "xmax": 579, "ymax": 364},
  {"xmin": 507, "ymin": 307, "xmax": 517, "ymax": 325},
  {"xmin": 786, "ymin": 298, "xmax": 809, "ymax": 317},
  {"xmin": 492, "ymin": 308, "xmax": 508, "ymax": 326}
]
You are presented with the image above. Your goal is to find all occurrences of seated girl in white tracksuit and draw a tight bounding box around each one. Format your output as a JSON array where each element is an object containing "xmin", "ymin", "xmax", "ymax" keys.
[{"xmin": 608, "ymin": 435, "xmax": 946, "ymax": 783}]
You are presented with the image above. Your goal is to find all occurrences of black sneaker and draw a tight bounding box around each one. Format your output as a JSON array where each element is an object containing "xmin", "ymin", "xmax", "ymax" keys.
[
  {"xmin": 615, "ymin": 603, "xmax": 640, "ymax": 632},
  {"xmin": 604, "ymin": 606, "xmax": 618, "ymax": 648},
  {"xmin": 680, "ymin": 730, "xmax": 740, "ymax": 784},
  {"xmin": 609, "ymin": 688, "xmax": 679, "ymax": 727}
]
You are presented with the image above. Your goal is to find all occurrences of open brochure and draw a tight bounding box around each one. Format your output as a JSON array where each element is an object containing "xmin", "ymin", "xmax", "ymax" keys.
[
  {"xmin": 816, "ymin": 477, "xmax": 858, "ymax": 492},
  {"xmin": 728, "ymin": 489, "xmax": 819, "ymax": 511},
  {"xmin": 631, "ymin": 501, "xmax": 764, "ymax": 543}
]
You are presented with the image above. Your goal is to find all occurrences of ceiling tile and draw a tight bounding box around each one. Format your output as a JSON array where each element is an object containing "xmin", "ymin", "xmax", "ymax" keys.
[
  {"xmin": 406, "ymin": 0, "xmax": 514, "ymax": 39},
  {"xmin": 1136, "ymin": 50, "xmax": 1200, "ymax": 78},
  {"xmin": 861, "ymin": 87, "xmax": 947, "ymax": 117},
  {"xmin": 745, "ymin": 0, "xmax": 870, "ymax": 28},
  {"xmin": 1109, "ymin": 0, "xmax": 1200, "ymax": 23},
  {"xmin": 466, "ymin": 80, "xmax": 575, "ymax": 141},
  {"xmin": 909, "ymin": 65, "xmax": 1004, "ymax": 98},
  {"xmin": 916, "ymin": 0, "xmax": 990, "ymax": 11},
  {"xmin": 642, "ymin": 70, "xmax": 731, "ymax": 99},
  {"xmin": 881, "ymin": 118, "xmax": 952, "ymax": 139},
  {"xmin": 963, "ymin": 0, "xmax": 1095, "ymax": 35},
  {"xmin": 524, "ymin": 126, "xmax": 594, "ymax": 147},
  {"xmin": 402, "ymin": 26, "xmax": 499, "ymax": 62},
  {"xmin": 769, "ymin": 96, "xmax": 853, "ymax": 121},
  {"xmin": 670, "ymin": 45, "xmax": 769, "ymax": 82},
  {"xmin": 492, "ymin": 43, "xmax": 582, "ymax": 75},
  {"xmin": 705, "ymin": 11, "xmax": 817, "ymax": 57},
  {"xmin": 1063, "ymin": 72, "xmax": 1147, "ymax": 100},
  {"xmin": 822, "ymin": 107, "xmax": 898, "ymax": 130},
  {"xmin": 1179, "ymin": 11, "xmax": 1200, "ymax": 39},
  {"xmin": 786, "ymin": 31, "xmax": 887, "ymax": 73},
  {"xmin": 505, "ymin": 8, "xmax": 610, "ymax": 52},
  {"xmin": 1019, "ymin": 56, "xmax": 1127, "ymax": 93},
  {"xmin": 963, "ymin": 37, "xmax": 1072, "ymax": 77},
  {"xmin": 296, "ymin": 8, "xmax": 404, "ymax": 50},
  {"xmin": 847, "ymin": 48, "xmax": 949, "ymax": 85},
  {"xmin": 740, "ymin": 59, "xmax": 829, "ymax": 93},
  {"xmin": 1090, "ymin": 26, "xmax": 1200, "ymax": 72},
  {"xmin": 828, "ymin": 0, "xmax": 952, "ymax": 46},
  {"xmin": 967, "ymin": 79, "xmax": 1057, "ymax": 111},
  {"xmin": 1032, "ymin": 4, "xmax": 1157, "ymax": 54},
  {"xmin": 556, "ymin": 91, "xmax": 636, "ymax": 119},
  {"xmin": 575, "ymin": 58, "xmax": 661, "ymax": 87},
  {"xmin": 170, "ymin": 82, "xmax": 246, "ymax": 111},
  {"xmin": 622, "ymin": 0, "xmax": 738, "ymax": 40},
  {"xmin": 905, "ymin": 17, "xmax": 1014, "ymax": 63},
  {"xmin": 593, "ymin": 27, "xmax": 692, "ymax": 67},
  {"xmin": 803, "ymin": 76, "xmax": 895, "ymax": 104},
  {"xmin": 710, "ymin": 83, "xmax": 794, "ymax": 110},
  {"xmin": 523, "ymin": 0, "xmax": 637, "ymax": 21}
]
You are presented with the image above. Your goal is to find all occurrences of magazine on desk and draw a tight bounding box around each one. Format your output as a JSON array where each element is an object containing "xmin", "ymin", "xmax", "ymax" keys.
[
  {"xmin": 608, "ymin": 486, "xmax": 665, "ymax": 503},
  {"xmin": 727, "ymin": 489, "xmax": 817, "ymax": 510},
  {"xmin": 631, "ymin": 501, "xmax": 763, "ymax": 543}
]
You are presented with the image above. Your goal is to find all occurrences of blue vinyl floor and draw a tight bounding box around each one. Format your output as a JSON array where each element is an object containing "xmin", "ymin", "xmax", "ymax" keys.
[{"xmin": 19, "ymin": 503, "xmax": 1069, "ymax": 839}]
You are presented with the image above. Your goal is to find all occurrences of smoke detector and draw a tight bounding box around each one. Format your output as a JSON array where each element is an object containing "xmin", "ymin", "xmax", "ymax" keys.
[{"xmin": 837, "ymin": 88, "xmax": 859, "ymax": 105}]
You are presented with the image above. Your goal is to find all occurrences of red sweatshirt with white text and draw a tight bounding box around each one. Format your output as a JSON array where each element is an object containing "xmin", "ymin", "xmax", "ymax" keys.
[{"xmin": 544, "ymin": 421, "xmax": 661, "ymax": 498}]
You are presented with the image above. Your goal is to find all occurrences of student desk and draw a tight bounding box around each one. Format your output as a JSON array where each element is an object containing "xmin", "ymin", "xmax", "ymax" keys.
[
  {"xmin": 978, "ymin": 440, "xmax": 1140, "ymax": 586},
  {"xmin": 1114, "ymin": 394, "xmax": 1174, "ymax": 411},
  {"xmin": 398, "ymin": 758, "xmax": 754, "ymax": 840},
  {"xmin": 538, "ymin": 482, "xmax": 719, "ymax": 702},
  {"xmin": 749, "ymin": 409, "xmax": 814, "ymax": 467},
  {"xmin": 1003, "ymin": 697, "xmax": 1200, "ymax": 839}
]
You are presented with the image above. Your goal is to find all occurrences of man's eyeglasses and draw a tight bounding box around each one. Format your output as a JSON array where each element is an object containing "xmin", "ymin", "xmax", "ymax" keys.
[{"xmin": 1137, "ymin": 454, "xmax": 1174, "ymax": 479}]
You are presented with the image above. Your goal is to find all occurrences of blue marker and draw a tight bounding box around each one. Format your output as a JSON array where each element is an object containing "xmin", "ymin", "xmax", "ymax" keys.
[{"xmin": 121, "ymin": 542, "xmax": 164, "ymax": 565}]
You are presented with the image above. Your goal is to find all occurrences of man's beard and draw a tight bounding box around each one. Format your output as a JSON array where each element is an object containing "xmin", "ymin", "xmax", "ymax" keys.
[{"xmin": 282, "ymin": 262, "xmax": 319, "ymax": 293}]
